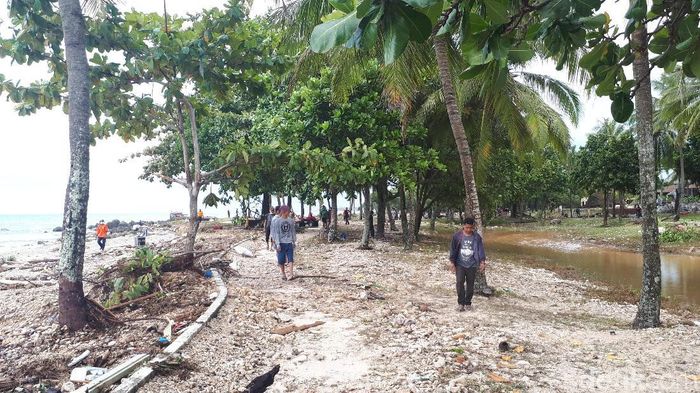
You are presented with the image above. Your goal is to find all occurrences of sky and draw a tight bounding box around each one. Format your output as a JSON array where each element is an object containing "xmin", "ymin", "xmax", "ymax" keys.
[{"xmin": 0, "ymin": 0, "xmax": 639, "ymax": 217}]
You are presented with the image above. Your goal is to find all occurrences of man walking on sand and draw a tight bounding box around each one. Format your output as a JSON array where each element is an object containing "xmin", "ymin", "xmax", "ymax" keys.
[
  {"xmin": 96, "ymin": 220, "xmax": 109, "ymax": 251},
  {"xmin": 271, "ymin": 205, "xmax": 296, "ymax": 280},
  {"xmin": 449, "ymin": 217, "xmax": 486, "ymax": 311}
]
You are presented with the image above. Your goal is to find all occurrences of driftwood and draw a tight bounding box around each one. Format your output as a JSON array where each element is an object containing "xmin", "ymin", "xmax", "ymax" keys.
[
  {"xmin": 271, "ymin": 321, "xmax": 324, "ymax": 335},
  {"xmin": 106, "ymin": 291, "xmax": 162, "ymax": 311},
  {"xmin": 25, "ymin": 258, "xmax": 59, "ymax": 263}
]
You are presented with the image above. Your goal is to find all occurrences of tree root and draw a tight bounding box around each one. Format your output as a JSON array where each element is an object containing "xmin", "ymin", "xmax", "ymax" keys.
[{"xmin": 86, "ymin": 298, "xmax": 122, "ymax": 328}]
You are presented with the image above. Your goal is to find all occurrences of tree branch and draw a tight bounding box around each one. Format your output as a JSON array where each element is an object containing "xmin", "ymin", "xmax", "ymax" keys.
[{"xmin": 154, "ymin": 172, "xmax": 187, "ymax": 187}]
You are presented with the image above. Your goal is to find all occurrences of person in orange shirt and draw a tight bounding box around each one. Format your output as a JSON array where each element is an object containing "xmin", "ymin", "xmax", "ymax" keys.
[
  {"xmin": 96, "ymin": 220, "xmax": 109, "ymax": 251},
  {"xmin": 197, "ymin": 209, "xmax": 204, "ymax": 221}
]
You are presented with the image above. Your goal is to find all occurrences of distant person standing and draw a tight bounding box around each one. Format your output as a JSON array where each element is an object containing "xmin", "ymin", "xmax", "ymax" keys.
[
  {"xmin": 320, "ymin": 205, "xmax": 329, "ymax": 229},
  {"xmin": 271, "ymin": 206, "xmax": 296, "ymax": 280},
  {"xmin": 448, "ymin": 217, "xmax": 486, "ymax": 311},
  {"xmin": 264, "ymin": 207, "xmax": 276, "ymax": 250},
  {"xmin": 96, "ymin": 220, "xmax": 109, "ymax": 251},
  {"xmin": 343, "ymin": 208, "xmax": 350, "ymax": 225},
  {"xmin": 197, "ymin": 209, "xmax": 204, "ymax": 222}
]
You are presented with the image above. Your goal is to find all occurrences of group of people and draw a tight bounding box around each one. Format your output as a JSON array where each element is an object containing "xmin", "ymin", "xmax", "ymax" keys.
[
  {"xmin": 263, "ymin": 204, "xmax": 487, "ymax": 312},
  {"xmin": 97, "ymin": 205, "xmax": 487, "ymax": 310}
]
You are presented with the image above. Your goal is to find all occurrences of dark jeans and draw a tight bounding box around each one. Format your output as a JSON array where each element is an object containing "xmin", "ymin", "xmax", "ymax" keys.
[
  {"xmin": 456, "ymin": 265, "xmax": 477, "ymax": 305},
  {"xmin": 97, "ymin": 237, "xmax": 107, "ymax": 251},
  {"xmin": 265, "ymin": 227, "xmax": 271, "ymax": 245}
]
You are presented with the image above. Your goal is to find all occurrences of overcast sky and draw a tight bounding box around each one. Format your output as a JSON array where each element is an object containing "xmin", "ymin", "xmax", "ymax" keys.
[{"xmin": 0, "ymin": 1, "xmax": 634, "ymax": 217}]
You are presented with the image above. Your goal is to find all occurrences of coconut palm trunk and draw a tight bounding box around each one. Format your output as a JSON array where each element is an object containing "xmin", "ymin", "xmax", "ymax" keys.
[
  {"xmin": 56, "ymin": 0, "xmax": 91, "ymax": 330},
  {"xmin": 631, "ymin": 27, "xmax": 662, "ymax": 328},
  {"xmin": 434, "ymin": 36, "xmax": 489, "ymax": 292}
]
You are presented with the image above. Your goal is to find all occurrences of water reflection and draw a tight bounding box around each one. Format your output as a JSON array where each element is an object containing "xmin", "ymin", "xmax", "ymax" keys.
[{"xmin": 487, "ymin": 231, "xmax": 700, "ymax": 305}]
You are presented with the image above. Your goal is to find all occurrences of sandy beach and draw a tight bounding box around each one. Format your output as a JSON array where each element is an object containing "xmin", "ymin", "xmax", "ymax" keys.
[{"xmin": 1, "ymin": 221, "xmax": 699, "ymax": 392}]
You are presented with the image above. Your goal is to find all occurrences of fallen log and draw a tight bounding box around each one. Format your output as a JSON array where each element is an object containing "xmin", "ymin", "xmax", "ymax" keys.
[{"xmin": 271, "ymin": 321, "xmax": 324, "ymax": 335}]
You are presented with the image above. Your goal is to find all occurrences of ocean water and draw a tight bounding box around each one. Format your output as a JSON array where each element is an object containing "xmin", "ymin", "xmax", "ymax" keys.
[{"xmin": 0, "ymin": 213, "xmax": 170, "ymax": 253}]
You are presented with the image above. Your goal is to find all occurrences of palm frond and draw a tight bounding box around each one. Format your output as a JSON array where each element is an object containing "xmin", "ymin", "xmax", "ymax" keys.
[{"xmin": 518, "ymin": 72, "xmax": 581, "ymax": 125}]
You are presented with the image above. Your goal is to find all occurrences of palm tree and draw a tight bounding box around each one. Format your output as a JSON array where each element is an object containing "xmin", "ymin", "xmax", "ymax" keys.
[
  {"xmin": 654, "ymin": 71, "xmax": 700, "ymax": 220},
  {"xmin": 270, "ymin": 0, "xmax": 580, "ymax": 293}
]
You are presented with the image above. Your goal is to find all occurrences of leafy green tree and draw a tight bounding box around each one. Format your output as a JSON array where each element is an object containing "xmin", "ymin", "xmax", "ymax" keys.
[
  {"xmin": 0, "ymin": 0, "xmax": 102, "ymax": 330},
  {"xmin": 575, "ymin": 120, "xmax": 639, "ymax": 226}
]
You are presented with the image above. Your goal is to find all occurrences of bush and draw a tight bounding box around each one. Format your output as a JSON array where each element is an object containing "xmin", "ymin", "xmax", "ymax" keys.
[
  {"xmin": 659, "ymin": 227, "xmax": 700, "ymax": 243},
  {"xmin": 104, "ymin": 248, "xmax": 170, "ymax": 308}
]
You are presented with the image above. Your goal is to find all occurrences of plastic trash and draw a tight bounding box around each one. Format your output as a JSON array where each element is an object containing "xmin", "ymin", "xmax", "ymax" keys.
[
  {"xmin": 157, "ymin": 337, "xmax": 171, "ymax": 347},
  {"xmin": 233, "ymin": 245, "xmax": 254, "ymax": 257},
  {"xmin": 70, "ymin": 366, "xmax": 107, "ymax": 383}
]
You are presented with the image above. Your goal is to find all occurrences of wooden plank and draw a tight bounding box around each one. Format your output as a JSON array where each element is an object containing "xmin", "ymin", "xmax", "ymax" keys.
[
  {"xmin": 111, "ymin": 366, "xmax": 154, "ymax": 393},
  {"xmin": 74, "ymin": 353, "xmax": 149, "ymax": 393}
]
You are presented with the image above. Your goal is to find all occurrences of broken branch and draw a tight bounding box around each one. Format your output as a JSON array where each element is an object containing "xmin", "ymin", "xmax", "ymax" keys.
[{"xmin": 270, "ymin": 321, "xmax": 325, "ymax": 335}]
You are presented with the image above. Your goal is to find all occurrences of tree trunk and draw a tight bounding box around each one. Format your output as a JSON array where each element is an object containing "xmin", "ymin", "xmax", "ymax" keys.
[
  {"xmin": 631, "ymin": 27, "xmax": 662, "ymax": 329},
  {"xmin": 300, "ymin": 202, "xmax": 305, "ymax": 218},
  {"xmin": 510, "ymin": 203, "xmax": 517, "ymax": 218},
  {"xmin": 376, "ymin": 178, "xmax": 387, "ymax": 238},
  {"xmin": 674, "ymin": 147, "xmax": 684, "ymax": 221},
  {"xmin": 611, "ymin": 190, "xmax": 617, "ymax": 218},
  {"xmin": 328, "ymin": 189, "xmax": 338, "ymax": 241},
  {"xmin": 57, "ymin": 0, "xmax": 90, "ymax": 330},
  {"xmin": 413, "ymin": 198, "xmax": 423, "ymax": 241},
  {"xmin": 430, "ymin": 206, "xmax": 437, "ymax": 230},
  {"xmin": 360, "ymin": 186, "xmax": 371, "ymax": 248},
  {"xmin": 359, "ymin": 190, "xmax": 363, "ymax": 220},
  {"xmin": 186, "ymin": 186, "xmax": 200, "ymax": 252},
  {"xmin": 603, "ymin": 190, "xmax": 609, "ymax": 227},
  {"xmin": 286, "ymin": 195, "xmax": 292, "ymax": 209},
  {"xmin": 434, "ymin": 37, "xmax": 484, "ymax": 234},
  {"xmin": 399, "ymin": 184, "xmax": 412, "ymax": 250},
  {"xmin": 262, "ymin": 192, "xmax": 271, "ymax": 217}
]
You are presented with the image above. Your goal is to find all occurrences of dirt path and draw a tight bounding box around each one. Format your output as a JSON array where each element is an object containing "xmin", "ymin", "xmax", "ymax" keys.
[{"xmin": 141, "ymin": 226, "xmax": 700, "ymax": 393}]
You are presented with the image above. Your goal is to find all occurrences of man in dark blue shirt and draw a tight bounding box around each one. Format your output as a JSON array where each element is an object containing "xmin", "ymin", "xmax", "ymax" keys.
[{"xmin": 448, "ymin": 217, "xmax": 486, "ymax": 311}]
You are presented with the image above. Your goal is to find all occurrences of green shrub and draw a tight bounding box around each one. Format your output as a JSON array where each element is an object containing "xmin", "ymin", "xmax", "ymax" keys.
[
  {"xmin": 659, "ymin": 228, "xmax": 700, "ymax": 243},
  {"xmin": 104, "ymin": 248, "xmax": 170, "ymax": 308}
]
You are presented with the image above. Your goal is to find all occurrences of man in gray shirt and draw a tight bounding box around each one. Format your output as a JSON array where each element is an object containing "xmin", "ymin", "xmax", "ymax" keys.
[
  {"xmin": 271, "ymin": 205, "xmax": 297, "ymax": 280},
  {"xmin": 448, "ymin": 217, "xmax": 486, "ymax": 311}
]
